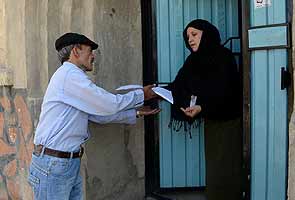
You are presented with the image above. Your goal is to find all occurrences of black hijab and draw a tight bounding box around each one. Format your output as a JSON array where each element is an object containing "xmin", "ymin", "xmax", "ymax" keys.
[{"xmin": 167, "ymin": 19, "xmax": 241, "ymax": 133}]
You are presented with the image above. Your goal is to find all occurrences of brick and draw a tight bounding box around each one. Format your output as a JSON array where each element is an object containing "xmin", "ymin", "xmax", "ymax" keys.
[
  {"xmin": 27, "ymin": 136, "xmax": 34, "ymax": 158},
  {"xmin": 14, "ymin": 96, "xmax": 32, "ymax": 141},
  {"xmin": 3, "ymin": 159, "xmax": 17, "ymax": 178},
  {"xmin": 0, "ymin": 186, "xmax": 8, "ymax": 200},
  {"xmin": 22, "ymin": 177, "xmax": 34, "ymax": 199},
  {"xmin": 0, "ymin": 68, "xmax": 13, "ymax": 86},
  {"xmin": 0, "ymin": 112, "xmax": 3, "ymax": 138},
  {"xmin": 7, "ymin": 178, "xmax": 20, "ymax": 199},
  {"xmin": 17, "ymin": 134, "xmax": 32, "ymax": 169},
  {"xmin": 18, "ymin": 168, "xmax": 33, "ymax": 199},
  {"xmin": 0, "ymin": 174, "xmax": 9, "ymax": 200},
  {"xmin": 7, "ymin": 127, "xmax": 17, "ymax": 144},
  {"xmin": 6, "ymin": 114, "xmax": 17, "ymax": 126},
  {"xmin": 0, "ymin": 96, "xmax": 11, "ymax": 112},
  {"xmin": 0, "ymin": 139, "xmax": 16, "ymax": 156}
]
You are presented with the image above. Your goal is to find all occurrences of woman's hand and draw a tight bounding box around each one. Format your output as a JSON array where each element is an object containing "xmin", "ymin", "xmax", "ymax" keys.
[
  {"xmin": 136, "ymin": 106, "xmax": 161, "ymax": 117},
  {"xmin": 180, "ymin": 105, "xmax": 202, "ymax": 118}
]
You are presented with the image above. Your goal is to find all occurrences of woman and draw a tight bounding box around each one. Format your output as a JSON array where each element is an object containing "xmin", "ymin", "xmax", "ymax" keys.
[
  {"xmin": 167, "ymin": 19, "xmax": 241, "ymax": 131},
  {"xmin": 166, "ymin": 19, "xmax": 242, "ymax": 199}
]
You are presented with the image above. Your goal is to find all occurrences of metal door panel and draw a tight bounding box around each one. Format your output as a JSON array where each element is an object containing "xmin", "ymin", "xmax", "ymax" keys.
[
  {"xmin": 251, "ymin": 49, "xmax": 288, "ymax": 200},
  {"xmin": 249, "ymin": 0, "xmax": 288, "ymax": 199},
  {"xmin": 157, "ymin": 0, "xmax": 171, "ymax": 83},
  {"xmin": 250, "ymin": 0, "xmax": 286, "ymax": 26},
  {"xmin": 160, "ymin": 102, "xmax": 173, "ymax": 187}
]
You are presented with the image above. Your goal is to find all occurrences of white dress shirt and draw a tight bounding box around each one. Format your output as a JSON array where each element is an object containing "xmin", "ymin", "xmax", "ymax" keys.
[{"xmin": 34, "ymin": 62, "xmax": 144, "ymax": 152}]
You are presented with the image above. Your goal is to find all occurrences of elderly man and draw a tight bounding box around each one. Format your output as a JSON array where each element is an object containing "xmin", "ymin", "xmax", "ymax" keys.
[{"xmin": 27, "ymin": 32, "xmax": 158, "ymax": 200}]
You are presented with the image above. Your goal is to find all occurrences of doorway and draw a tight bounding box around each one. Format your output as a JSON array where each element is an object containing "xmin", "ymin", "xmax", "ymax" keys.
[
  {"xmin": 142, "ymin": 0, "xmax": 292, "ymax": 200},
  {"xmin": 142, "ymin": 0, "xmax": 245, "ymax": 199}
]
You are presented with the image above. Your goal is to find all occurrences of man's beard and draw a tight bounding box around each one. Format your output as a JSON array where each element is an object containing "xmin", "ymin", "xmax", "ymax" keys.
[
  {"xmin": 80, "ymin": 58, "xmax": 95, "ymax": 71},
  {"xmin": 80, "ymin": 64, "xmax": 92, "ymax": 72}
]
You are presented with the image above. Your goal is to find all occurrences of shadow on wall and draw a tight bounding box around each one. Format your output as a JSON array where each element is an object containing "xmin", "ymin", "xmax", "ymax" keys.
[{"xmin": 0, "ymin": 88, "xmax": 34, "ymax": 199}]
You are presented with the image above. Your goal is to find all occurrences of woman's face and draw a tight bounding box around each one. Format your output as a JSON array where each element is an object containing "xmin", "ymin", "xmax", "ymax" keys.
[{"xmin": 186, "ymin": 27, "xmax": 203, "ymax": 52}]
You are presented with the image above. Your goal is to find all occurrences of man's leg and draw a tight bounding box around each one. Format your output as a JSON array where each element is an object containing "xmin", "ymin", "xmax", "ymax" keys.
[
  {"xmin": 28, "ymin": 153, "xmax": 81, "ymax": 200},
  {"xmin": 28, "ymin": 154, "xmax": 50, "ymax": 199},
  {"xmin": 69, "ymin": 171, "xmax": 83, "ymax": 200}
]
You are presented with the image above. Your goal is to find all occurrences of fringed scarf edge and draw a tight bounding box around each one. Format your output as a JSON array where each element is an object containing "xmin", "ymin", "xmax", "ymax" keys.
[{"xmin": 168, "ymin": 118, "xmax": 204, "ymax": 139}]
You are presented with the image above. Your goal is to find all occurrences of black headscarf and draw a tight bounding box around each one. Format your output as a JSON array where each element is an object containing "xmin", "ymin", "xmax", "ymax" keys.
[{"xmin": 167, "ymin": 19, "xmax": 242, "ymax": 133}]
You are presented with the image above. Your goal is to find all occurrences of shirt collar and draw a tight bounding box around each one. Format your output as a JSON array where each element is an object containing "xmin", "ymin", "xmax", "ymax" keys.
[{"xmin": 63, "ymin": 61, "xmax": 85, "ymax": 73}]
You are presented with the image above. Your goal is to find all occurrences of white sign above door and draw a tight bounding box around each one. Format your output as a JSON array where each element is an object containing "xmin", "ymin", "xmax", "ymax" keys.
[{"xmin": 254, "ymin": 0, "xmax": 271, "ymax": 9}]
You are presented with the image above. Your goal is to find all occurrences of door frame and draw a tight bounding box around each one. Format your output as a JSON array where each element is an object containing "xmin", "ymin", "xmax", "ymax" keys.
[
  {"xmin": 141, "ymin": 0, "xmax": 160, "ymax": 196},
  {"xmin": 141, "ymin": 0, "xmax": 250, "ymax": 197},
  {"xmin": 241, "ymin": 0, "xmax": 251, "ymax": 199},
  {"xmin": 141, "ymin": 0, "xmax": 292, "ymax": 199},
  {"xmin": 287, "ymin": 0, "xmax": 294, "ymax": 197}
]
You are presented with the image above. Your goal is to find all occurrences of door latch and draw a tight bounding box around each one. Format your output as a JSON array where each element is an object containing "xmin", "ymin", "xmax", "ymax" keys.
[{"xmin": 281, "ymin": 67, "xmax": 291, "ymax": 90}]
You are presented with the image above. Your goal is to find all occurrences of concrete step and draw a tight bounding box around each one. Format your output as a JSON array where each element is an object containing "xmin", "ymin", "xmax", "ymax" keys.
[{"xmin": 145, "ymin": 191, "xmax": 206, "ymax": 200}]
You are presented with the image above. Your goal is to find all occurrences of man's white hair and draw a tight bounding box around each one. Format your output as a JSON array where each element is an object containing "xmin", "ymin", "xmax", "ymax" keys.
[{"xmin": 57, "ymin": 44, "xmax": 75, "ymax": 64}]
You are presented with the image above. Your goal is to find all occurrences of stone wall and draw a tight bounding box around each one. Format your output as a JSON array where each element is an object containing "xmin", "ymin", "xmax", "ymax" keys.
[{"xmin": 0, "ymin": 88, "xmax": 34, "ymax": 199}]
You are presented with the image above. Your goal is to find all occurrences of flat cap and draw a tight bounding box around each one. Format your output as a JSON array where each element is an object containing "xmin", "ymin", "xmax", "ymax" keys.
[{"xmin": 55, "ymin": 32, "xmax": 98, "ymax": 51}]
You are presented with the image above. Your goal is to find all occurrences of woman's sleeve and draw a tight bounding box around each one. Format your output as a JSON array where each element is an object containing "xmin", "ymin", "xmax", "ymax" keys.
[{"xmin": 198, "ymin": 50, "xmax": 241, "ymax": 119}]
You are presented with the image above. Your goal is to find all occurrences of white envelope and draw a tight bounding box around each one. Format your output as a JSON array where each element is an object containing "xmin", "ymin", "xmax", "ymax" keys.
[{"xmin": 152, "ymin": 87, "xmax": 173, "ymax": 104}]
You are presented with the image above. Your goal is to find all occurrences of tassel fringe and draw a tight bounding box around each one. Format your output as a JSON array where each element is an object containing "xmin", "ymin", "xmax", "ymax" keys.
[{"xmin": 168, "ymin": 118, "xmax": 203, "ymax": 139}]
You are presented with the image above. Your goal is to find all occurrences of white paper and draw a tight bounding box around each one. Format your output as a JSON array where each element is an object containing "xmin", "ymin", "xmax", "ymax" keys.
[
  {"xmin": 152, "ymin": 87, "xmax": 173, "ymax": 104},
  {"xmin": 254, "ymin": 0, "xmax": 271, "ymax": 9},
  {"xmin": 190, "ymin": 95, "xmax": 197, "ymax": 107},
  {"xmin": 116, "ymin": 84, "xmax": 143, "ymax": 91}
]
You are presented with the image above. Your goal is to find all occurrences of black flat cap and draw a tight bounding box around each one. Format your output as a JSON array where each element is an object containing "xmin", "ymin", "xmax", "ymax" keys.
[{"xmin": 55, "ymin": 32, "xmax": 98, "ymax": 51}]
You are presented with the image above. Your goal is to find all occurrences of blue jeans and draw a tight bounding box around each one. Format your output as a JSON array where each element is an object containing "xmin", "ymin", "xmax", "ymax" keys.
[{"xmin": 27, "ymin": 151, "xmax": 83, "ymax": 200}]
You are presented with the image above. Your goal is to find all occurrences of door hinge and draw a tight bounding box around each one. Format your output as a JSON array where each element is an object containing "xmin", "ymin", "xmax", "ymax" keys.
[{"xmin": 281, "ymin": 67, "xmax": 291, "ymax": 90}]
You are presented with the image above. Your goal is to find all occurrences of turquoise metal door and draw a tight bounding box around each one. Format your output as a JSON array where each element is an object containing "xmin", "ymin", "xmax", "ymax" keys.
[
  {"xmin": 156, "ymin": 0, "xmax": 240, "ymax": 188},
  {"xmin": 248, "ymin": 0, "xmax": 289, "ymax": 199}
]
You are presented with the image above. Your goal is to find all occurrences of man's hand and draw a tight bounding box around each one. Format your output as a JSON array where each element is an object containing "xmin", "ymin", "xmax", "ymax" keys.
[
  {"xmin": 180, "ymin": 105, "xmax": 202, "ymax": 118},
  {"xmin": 143, "ymin": 84, "xmax": 157, "ymax": 101},
  {"xmin": 136, "ymin": 106, "xmax": 161, "ymax": 117}
]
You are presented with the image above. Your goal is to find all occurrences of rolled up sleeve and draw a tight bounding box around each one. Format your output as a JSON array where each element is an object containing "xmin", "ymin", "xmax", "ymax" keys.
[
  {"xmin": 88, "ymin": 109, "xmax": 136, "ymax": 125},
  {"xmin": 62, "ymin": 70, "xmax": 144, "ymax": 116}
]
